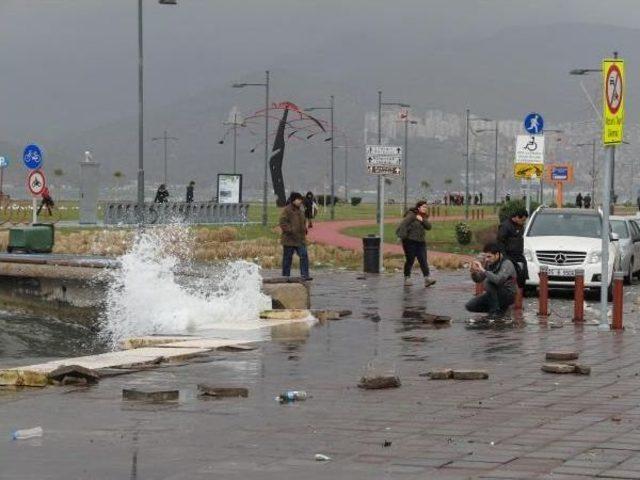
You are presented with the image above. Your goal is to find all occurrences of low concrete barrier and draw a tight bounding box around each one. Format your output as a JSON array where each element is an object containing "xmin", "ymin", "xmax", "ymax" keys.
[
  {"xmin": 0, "ymin": 255, "xmax": 311, "ymax": 327},
  {"xmin": 103, "ymin": 201, "xmax": 250, "ymax": 225}
]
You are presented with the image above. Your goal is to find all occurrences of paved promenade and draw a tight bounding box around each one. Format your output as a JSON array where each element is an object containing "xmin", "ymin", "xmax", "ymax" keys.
[{"xmin": 2, "ymin": 271, "xmax": 640, "ymax": 479}]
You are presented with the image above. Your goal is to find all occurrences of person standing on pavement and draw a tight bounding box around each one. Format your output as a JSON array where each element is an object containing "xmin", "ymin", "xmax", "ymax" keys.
[
  {"xmin": 186, "ymin": 181, "xmax": 195, "ymax": 203},
  {"xmin": 583, "ymin": 193, "xmax": 592, "ymax": 209},
  {"xmin": 497, "ymin": 208, "xmax": 528, "ymax": 290},
  {"xmin": 466, "ymin": 242, "xmax": 517, "ymax": 316},
  {"xmin": 396, "ymin": 200, "xmax": 436, "ymax": 287},
  {"xmin": 279, "ymin": 192, "xmax": 311, "ymax": 280},
  {"xmin": 154, "ymin": 184, "xmax": 169, "ymax": 203},
  {"xmin": 575, "ymin": 192, "xmax": 583, "ymax": 209},
  {"xmin": 303, "ymin": 191, "xmax": 317, "ymax": 228}
]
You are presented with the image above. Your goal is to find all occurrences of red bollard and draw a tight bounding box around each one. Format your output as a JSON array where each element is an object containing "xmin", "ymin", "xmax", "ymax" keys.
[
  {"xmin": 475, "ymin": 281, "xmax": 485, "ymax": 296},
  {"xmin": 573, "ymin": 268, "xmax": 584, "ymax": 323},
  {"xmin": 538, "ymin": 265, "xmax": 549, "ymax": 316},
  {"xmin": 514, "ymin": 287, "xmax": 523, "ymax": 310},
  {"xmin": 612, "ymin": 271, "xmax": 624, "ymax": 330}
]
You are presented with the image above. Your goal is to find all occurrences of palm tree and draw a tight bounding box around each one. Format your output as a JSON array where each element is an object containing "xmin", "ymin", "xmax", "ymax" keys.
[
  {"xmin": 113, "ymin": 171, "xmax": 125, "ymax": 189},
  {"xmin": 420, "ymin": 180, "xmax": 430, "ymax": 194}
]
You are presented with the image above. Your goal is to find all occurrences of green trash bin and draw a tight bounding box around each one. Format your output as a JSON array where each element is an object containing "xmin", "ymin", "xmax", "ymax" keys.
[{"xmin": 8, "ymin": 223, "xmax": 55, "ymax": 253}]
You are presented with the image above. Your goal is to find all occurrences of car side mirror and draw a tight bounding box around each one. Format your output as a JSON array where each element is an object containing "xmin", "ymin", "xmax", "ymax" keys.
[{"xmin": 611, "ymin": 232, "xmax": 620, "ymax": 241}]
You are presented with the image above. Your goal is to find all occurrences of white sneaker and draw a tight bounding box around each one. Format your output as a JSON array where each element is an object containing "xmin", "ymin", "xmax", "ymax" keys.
[
  {"xmin": 424, "ymin": 277, "xmax": 436, "ymax": 287},
  {"xmin": 404, "ymin": 277, "xmax": 413, "ymax": 286}
]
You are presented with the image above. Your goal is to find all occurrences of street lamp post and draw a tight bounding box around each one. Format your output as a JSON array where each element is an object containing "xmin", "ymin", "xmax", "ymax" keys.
[
  {"xmin": 305, "ymin": 96, "xmax": 335, "ymax": 219},
  {"xmin": 381, "ymin": 101, "xmax": 410, "ymax": 209},
  {"xmin": 221, "ymin": 111, "xmax": 245, "ymax": 174},
  {"xmin": 233, "ymin": 71, "xmax": 270, "ymax": 226},
  {"xmin": 151, "ymin": 130, "xmax": 178, "ymax": 185},
  {"xmin": 475, "ymin": 121, "xmax": 500, "ymax": 212},
  {"xmin": 466, "ymin": 113, "xmax": 492, "ymax": 218},
  {"xmin": 137, "ymin": 0, "xmax": 177, "ymax": 224}
]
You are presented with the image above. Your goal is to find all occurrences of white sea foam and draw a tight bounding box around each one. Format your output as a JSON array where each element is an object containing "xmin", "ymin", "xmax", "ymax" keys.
[{"xmin": 100, "ymin": 225, "xmax": 271, "ymax": 348}]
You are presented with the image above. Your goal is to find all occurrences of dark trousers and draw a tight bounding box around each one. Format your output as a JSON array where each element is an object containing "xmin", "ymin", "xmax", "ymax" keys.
[
  {"xmin": 465, "ymin": 282, "xmax": 515, "ymax": 315},
  {"xmin": 282, "ymin": 245, "xmax": 309, "ymax": 278},
  {"xmin": 402, "ymin": 240, "xmax": 430, "ymax": 277}
]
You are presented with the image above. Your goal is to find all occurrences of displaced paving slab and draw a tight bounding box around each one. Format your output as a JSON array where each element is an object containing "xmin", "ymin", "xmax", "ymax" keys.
[
  {"xmin": 5, "ymin": 347, "xmax": 211, "ymax": 375},
  {"xmin": 120, "ymin": 336, "xmax": 204, "ymax": 350},
  {"xmin": 545, "ymin": 351, "xmax": 579, "ymax": 361}
]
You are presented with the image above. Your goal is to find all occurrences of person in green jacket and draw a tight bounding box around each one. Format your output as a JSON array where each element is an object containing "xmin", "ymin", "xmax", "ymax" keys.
[{"xmin": 395, "ymin": 200, "xmax": 436, "ymax": 287}]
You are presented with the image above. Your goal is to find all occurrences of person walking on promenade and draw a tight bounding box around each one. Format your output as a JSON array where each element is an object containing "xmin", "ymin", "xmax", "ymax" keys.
[
  {"xmin": 583, "ymin": 193, "xmax": 592, "ymax": 209},
  {"xmin": 303, "ymin": 191, "xmax": 317, "ymax": 228},
  {"xmin": 466, "ymin": 242, "xmax": 517, "ymax": 316},
  {"xmin": 575, "ymin": 192, "xmax": 583, "ymax": 208},
  {"xmin": 396, "ymin": 200, "xmax": 436, "ymax": 287},
  {"xmin": 154, "ymin": 184, "xmax": 169, "ymax": 203},
  {"xmin": 186, "ymin": 181, "xmax": 195, "ymax": 203},
  {"xmin": 279, "ymin": 192, "xmax": 311, "ymax": 280},
  {"xmin": 37, "ymin": 186, "xmax": 55, "ymax": 216},
  {"xmin": 497, "ymin": 208, "xmax": 528, "ymax": 291}
]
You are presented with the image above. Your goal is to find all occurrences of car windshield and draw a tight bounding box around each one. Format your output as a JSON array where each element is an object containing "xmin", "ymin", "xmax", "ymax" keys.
[
  {"xmin": 527, "ymin": 212, "xmax": 601, "ymax": 238},
  {"xmin": 611, "ymin": 220, "xmax": 630, "ymax": 239}
]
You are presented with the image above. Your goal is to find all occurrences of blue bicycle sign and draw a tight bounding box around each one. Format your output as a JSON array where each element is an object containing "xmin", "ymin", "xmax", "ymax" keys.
[{"xmin": 23, "ymin": 144, "xmax": 43, "ymax": 170}]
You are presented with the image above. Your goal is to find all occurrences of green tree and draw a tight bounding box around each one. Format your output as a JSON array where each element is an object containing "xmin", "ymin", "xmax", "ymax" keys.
[
  {"xmin": 444, "ymin": 178, "xmax": 453, "ymax": 186},
  {"xmin": 113, "ymin": 171, "xmax": 125, "ymax": 188},
  {"xmin": 53, "ymin": 168, "xmax": 64, "ymax": 177},
  {"xmin": 420, "ymin": 180, "xmax": 430, "ymax": 195}
]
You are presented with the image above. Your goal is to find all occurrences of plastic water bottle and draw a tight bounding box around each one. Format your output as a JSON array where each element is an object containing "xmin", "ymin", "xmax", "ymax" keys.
[
  {"xmin": 276, "ymin": 390, "xmax": 308, "ymax": 403},
  {"xmin": 11, "ymin": 426, "xmax": 43, "ymax": 440}
]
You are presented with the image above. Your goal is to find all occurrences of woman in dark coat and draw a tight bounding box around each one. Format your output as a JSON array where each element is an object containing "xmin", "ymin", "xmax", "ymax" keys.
[{"xmin": 395, "ymin": 200, "xmax": 436, "ymax": 287}]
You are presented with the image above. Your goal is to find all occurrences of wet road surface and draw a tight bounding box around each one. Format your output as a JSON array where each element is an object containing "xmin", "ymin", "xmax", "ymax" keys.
[{"xmin": 2, "ymin": 270, "xmax": 640, "ymax": 479}]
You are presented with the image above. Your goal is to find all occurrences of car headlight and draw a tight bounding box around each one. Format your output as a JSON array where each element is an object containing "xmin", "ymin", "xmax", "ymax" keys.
[
  {"xmin": 524, "ymin": 248, "xmax": 533, "ymax": 261},
  {"xmin": 588, "ymin": 250, "xmax": 602, "ymax": 264}
]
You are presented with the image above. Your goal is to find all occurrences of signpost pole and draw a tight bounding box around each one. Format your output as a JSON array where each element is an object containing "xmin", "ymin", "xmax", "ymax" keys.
[
  {"xmin": 526, "ymin": 178, "xmax": 531, "ymax": 214},
  {"xmin": 32, "ymin": 197, "xmax": 37, "ymax": 225},
  {"xmin": 600, "ymin": 146, "xmax": 613, "ymax": 329},
  {"xmin": 379, "ymin": 175, "xmax": 385, "ymax": 272}
]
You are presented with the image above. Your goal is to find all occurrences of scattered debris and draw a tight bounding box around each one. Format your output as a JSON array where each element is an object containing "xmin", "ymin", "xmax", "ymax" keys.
[
  {"xmin": 11, "ymin": 426, "xmax": 43, "ymax": 440},
  {"xmin": 452, "ymin": 370, "xmax": 489, "ymax": 380},
  {"xmin": 549, "ymin": 322, "xmax": 564, "ymax": 329},
  {"xmin": 612, "ymin": 415, "xmax": 622, "ymax": 422},
  {"xmin": 47, "ymin": 365, "xmax": 100, "ymax": 385},
  {"xmin": 197, "ymin": 385, "xmax": 248, "ymax": 398},
  {"xmin": 358, "ymin": 375, "xmax": 401, "ymax": 390},
  {"xmin": 426, "ymin": 369, "xmax": 453, "ymax": 380},
  {"xmin": 260, "ymin": 309, "xmax": 310, "ymax": 320},
  {"xmin": 0, "ymin": 369, "xmax": 48, "ymax": 387},
  {"xmin": 382, "ymin": 440, "xmax": 392, "ymax": 447},
  {"xmin": 541, "ymin": 363, "xmax": 576, "ymax": 374},
  {"xmin": 122, "ymin": 388, "xmax": 179, "ymax": 402},
  {"xmin": 567, "ymin": 363, "xmax": 591, "ymax": 375},
  {"xmin": 276, "ymin": 390, "xmax": 308, "ymax": 403},
  {"xmin": 545, "ymin": 351, "xmax": 579, "ymax": 361},
  {"xmin": 314, "ymin": 454, "xmax": 331, "ymax": 461},
  {"xmin": 401, "ymin": 335, "xmax": 428, "ymax": 343},
  {"xmin": 337, "ymin": 309, "xmax": 352, "ymax": 317},
  {"xmin": 364, "ymin": 312, "xmax": 381, "ymax": 322},
  {"xmin": 216, "ymin": 344, "xmax": 257, "ymax": 352}
]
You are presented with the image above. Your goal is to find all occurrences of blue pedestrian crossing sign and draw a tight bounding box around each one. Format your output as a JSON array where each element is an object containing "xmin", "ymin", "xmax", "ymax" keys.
[
  {"xmin": 23, "ymin": 144, "xmax": 43, "ymax": 170},
  {"xmin": 524, "ymin": 113, "xmax": 543, "ymax": 134}
]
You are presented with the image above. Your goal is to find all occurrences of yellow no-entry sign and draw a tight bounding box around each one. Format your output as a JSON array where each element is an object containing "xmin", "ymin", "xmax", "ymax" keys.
[{"xmin": 603, "ymin": 58, "xmax": 624, "ymax": 145}]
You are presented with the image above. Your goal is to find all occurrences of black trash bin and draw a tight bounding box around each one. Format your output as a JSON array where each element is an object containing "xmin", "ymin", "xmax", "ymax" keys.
[{"xmin": 362, "ymin": 235, "xmax": 380, "ymax": 273}]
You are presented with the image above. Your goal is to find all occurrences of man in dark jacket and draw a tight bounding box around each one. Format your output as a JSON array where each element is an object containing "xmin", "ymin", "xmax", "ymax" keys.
[
  {"xmin": 279, "ymin": 192, "xmax": 311, "ymax": 280},
  {"xmin": 575, "ymin": 193, "xmax": 583, "ymax": 208},
  {"xmin": 154, "ymin": 184, "xmax": 169, "ymax": 203},
  {"xmin": 497, "ymin": 208, "xmax": 528, "ymax": 289},
  {"xmin": 466, "ymin": 242, "xmax": 517, "ymax": 316},
  {"xmin": 396, "ymin": 200, "xmax": 436, "ymax": 287}
]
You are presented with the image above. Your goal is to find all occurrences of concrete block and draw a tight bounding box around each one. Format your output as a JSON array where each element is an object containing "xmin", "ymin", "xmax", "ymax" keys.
[
  {"xmin": 452, "ymin": 370, "xmax": 489, "ymax": 380},
  {"xmin": 120, "ymin": 336, "xmax": 202, "ymax": 350},
  {"xmin": 427, "ymin": 369, "xmax": 453, "ymax": 380},
  {"xmin": 0, "ymin": 369, "xmax": 48, "ymax": 387},
  {"xmin": 122, "ymin": 389, "xmax": 179, "ymax": 402},
  {"xmin": 197, "ymin": 384, "xmax": 248, "ymax": 398},
  {"xmin": 545, "ymin": 351, "xmax": 579, "ymax": 361},
  {"xmin": 358, "ymin": 375, "xmax": 401, "ymax": 389},
  {"xmin": 47, "ymin": 365, "xmax": 99, "ymax": 384},
  {"xmin": 541, "ymin": 363, "xmax": 576, "ymax": 374},
  {"xmin": 262, "ymin": 283, "xmax": 310, "ymax": 309},
  {"xmin": 259, "ymin": 309, "xmax": 311, "ymax": 320}
]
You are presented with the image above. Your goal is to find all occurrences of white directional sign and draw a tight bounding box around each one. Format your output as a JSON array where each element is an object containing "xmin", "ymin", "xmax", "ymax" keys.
[
  {"xmin": 514, "ymin": 135, "xmax": 545, "ymax": 164},
  {"xmin": 366, "ymin": 145, "xmax": 402, "ymax": 176}
]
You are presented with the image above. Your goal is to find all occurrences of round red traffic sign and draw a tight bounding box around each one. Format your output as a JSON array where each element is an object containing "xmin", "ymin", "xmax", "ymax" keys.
[
  {"xmin": 27, "ymin": 169, "xmax": 46, "ymax": 196},
  {"xmin": 605, "ymin": 63, "xmax": 623, "ymax": 115}
]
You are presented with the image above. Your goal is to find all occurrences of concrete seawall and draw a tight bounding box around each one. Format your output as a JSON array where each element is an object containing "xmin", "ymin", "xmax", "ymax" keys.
[{"xmin": 0, "ymin": 254, "xmax": 310, "ymax": 328}]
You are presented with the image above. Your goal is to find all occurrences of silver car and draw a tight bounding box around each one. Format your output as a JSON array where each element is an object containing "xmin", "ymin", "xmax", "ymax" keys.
[{"xmin": 610, "ymin": 216, "xmax": 640, "ymax": 284}]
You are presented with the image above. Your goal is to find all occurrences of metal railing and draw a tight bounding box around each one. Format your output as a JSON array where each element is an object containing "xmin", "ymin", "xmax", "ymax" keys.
[{"xmin": 103, "ymin": 202, "xmax": 250, "ymax": 225}]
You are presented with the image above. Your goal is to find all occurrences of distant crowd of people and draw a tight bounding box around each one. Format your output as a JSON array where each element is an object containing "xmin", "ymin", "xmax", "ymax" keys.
[
  {"xmin": 574, "ymin": 193, "xmax": 593, "ymax": 209},
  {"xmin": 153, "ymin": 181, "xmax": 196, "ymax": 204},
  {"xmin": 443, "ymin": 192, "xmax": 483, "ymax": 206}
]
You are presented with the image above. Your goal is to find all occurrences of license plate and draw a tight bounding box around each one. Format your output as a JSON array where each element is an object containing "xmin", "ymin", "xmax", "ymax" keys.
[{"xmin": 548, "ymin": 268, "xmax": 575, "ymax": 277}]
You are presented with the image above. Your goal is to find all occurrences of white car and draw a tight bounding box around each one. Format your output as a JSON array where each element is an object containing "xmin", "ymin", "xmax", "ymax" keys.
[
  {"xmin": 524, "ymin": 207, "xmax": 621, "ymax": 297},
  {"xmin": 610, "ymin": 216, "xmax": 640, "ymax": 284}
]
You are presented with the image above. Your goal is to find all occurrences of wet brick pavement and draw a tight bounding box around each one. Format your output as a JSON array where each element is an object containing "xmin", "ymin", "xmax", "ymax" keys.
[{"xmin": 2, "ymin": 270, "xmax": 640, "ymax": 479}]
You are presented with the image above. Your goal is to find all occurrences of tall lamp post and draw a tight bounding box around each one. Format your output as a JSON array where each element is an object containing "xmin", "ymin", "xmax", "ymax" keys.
[
  {"xmin": 474, "ymin": 121, "xmax": 499, "ymax": 212},
  {"xmin": 151, "ymin": 130, "xmax": 178, "ymax": 185},
  {"xmin": 221, "ymin": 111, "xmax": 245, "ymax": 174},
  {"xmin": 233, "ymin": 71, "xmax": 270, "ymax": 226},
  {"xmin": 380, "ymin": 101, "xmax": 410, "ymax": 210},
  {"xmin": 138, "ymin": 0, "xmax": 177, "ymax": 223},
  {"xmin": 465, "ymin": 112, "xmax": 492, "ymax": 219},
  {"xmin": 305, "ymin": 96, "xmax": 335, "ymax": 219}
]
